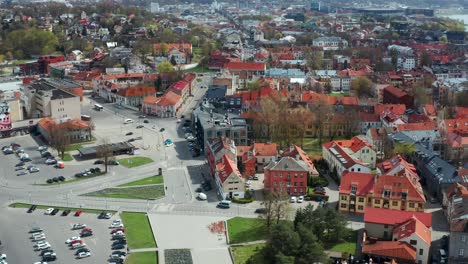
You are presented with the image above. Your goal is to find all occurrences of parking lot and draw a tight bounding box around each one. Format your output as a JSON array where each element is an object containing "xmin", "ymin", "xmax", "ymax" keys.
[
  {"xmin": 0, "ymin": 206, "xmax": 120, "ymax": 264},
  {"xmin": 0, "ymin": 135, "xmax": 104, "ymax": 186}
]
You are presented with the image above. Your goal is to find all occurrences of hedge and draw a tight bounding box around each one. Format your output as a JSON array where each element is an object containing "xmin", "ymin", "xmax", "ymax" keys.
[{"xmin": 306, "ymin": 193, "xmax": 329, "ymax": 201}]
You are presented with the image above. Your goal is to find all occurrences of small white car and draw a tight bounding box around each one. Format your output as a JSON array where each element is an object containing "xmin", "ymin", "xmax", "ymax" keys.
[
  {"xmin": 197, "ymin": 192, "xmax": 207, "ymax": 200},
  {"xmin": 0, "ymin": 254, "xmax": 5, "ymax": 260},
  {"xmin": 72, "ymin": 223, "xmax": 87, "ymax": 230},
  {"xmin": 245, "ymin": 180, "xmax": 252, "ymax": 186},
  {"xmin": 32, "ymin": 234, "xmax": 46, "ymax": 241},
  {"xmin": 297, "ymin": 196, "xmax": 304, "ymax": 203},
  {"xmin": 110, "ymin": 222, "xmax": 124, "ymax": 228},
  {"xmin": 36, "ymin": 242, "xmax": 51, "ymax": 250},
  {"xmin": 38, "ymin": 146, "xmax": 48, "ymax": 151},
  {"xmin": 290, "ymin": 196, "xmax": 297, "ymax": 203},
  {"xmin": 104, "ymin": 213, "xmax": 113, "ymax": 219},
  {"xmin": 78, "ymin": 251, "xmax": 91, "ymax": 258},
  {"xmin": 71, "ymin": 242, "xmax": 86, "ymax": 249},
  {"xmin": 65, "ymin": 236, "xmax": 81, "ymax": 244},
  {"xmin": 44, "ymin": 208, "xmax": 54, "ymax": 215}
]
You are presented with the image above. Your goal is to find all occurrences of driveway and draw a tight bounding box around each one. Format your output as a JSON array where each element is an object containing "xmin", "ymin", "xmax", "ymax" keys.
[{"xmin": 148, "ymin": 214, "xmax": 232, "ymax": 264}]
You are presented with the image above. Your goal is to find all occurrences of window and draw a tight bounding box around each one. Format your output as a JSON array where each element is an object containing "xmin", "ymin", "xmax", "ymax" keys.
[
  {"xmin": 300, "ymin": 182, "xmax": 303, "ymax": 186},
  {"xmin": 459, "ymin": 249, "xmax": 464, "ymax": 257},
  {"xmin": 462, "ymin": 235, "xmax": 466, "ymax": 243},
  {"xmin": 374, "ymin": 199, "xmax": 380, "ymax": 204},
  {"xmin": 384, "ymin": 224, "xmax": 388, "ymax": 228},
  {"xmin": 358, "ymin": 168, "xmax": 361, "ymax": 172},
  {"xmin": 410, "ymin": 240, "xmax": 417, "ymax": 245},
  {"xmin": 357, "ymin": 205, "xmax": 364, "ymax": 210},
  {"xmin": 341, "ymin": 196, "xmax": 347, "ymax": 201},
  {"xmin": 392, "ymin": 201, "xmax": 398, "ymax": 206},
  {"xmin": 351, "ymin": 185, "xmax": 358, "ymax": 193},
  {"xmin": 340, "ymin": 203, "xmax": 347, "ymax": 208},
  {"xmin": 383, "ymin": 189, "xmax": 391, "ymax": 198},
  {"xmin": 419, "ymin": 249, "xmax": 423, "ymax": 255},
  {"xmin": 409, "ymin": 202, "xmax": 415, "ymax": 208},
  {"xmin": 358, "ymin": 197, "xmax": 364, "ymax": 203}
]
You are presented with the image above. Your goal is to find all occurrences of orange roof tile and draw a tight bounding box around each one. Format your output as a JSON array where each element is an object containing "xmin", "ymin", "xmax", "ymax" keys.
[
  {"xmin": 397, "ymin": 122, "xmax": 436, "ymax": 132},
  {"xmin": 224, "ymin": 61, "xmax": 266, "ymax": 71},
  {"xmin": 156, "ymin": 91, "xmax": 181, "ymax": 107},
  {"xmin": 216, "ymin": 154, "xmax": 241, "ymax": 183},
  {"xmin": 364, "ymin": 207, "xmax": 432, "ymax": 227},
  {"xmin": 253, "ymin": 143, "xmax": 278, "ymax": 157},
  {"xmin": 393, "ymin": 217, "xmax": 432, "ymax": 245},
  {"xmin": 375, "ymin": 104, "xmax": 407, "ymax": 116},
  {"xmin": 362, "ymin": 241, "xmax": 416, "ymax": 262},
  {"xmin": 339, "ymin": 172, "xmax": 375, "ymax": 195},
  {"xmin": 142, "ymin": 96, "xmax": 159, "ymax": 105},
  {"xmin": 116, "ymin": 85, "xmax": 156, "ymax": 97},
  {"xmin": 424, "ymin": 104, "xmax": 437, "ymax": 116}
]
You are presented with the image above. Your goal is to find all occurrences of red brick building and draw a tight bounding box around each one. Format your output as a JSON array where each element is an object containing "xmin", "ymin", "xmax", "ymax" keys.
[
  {"xmin": 383, "ymin": 85, "xmax": 414, "ymax": 109},
  {"xmin": 264, "ymin": 157, "xmax": 311, "ymax": 196}
]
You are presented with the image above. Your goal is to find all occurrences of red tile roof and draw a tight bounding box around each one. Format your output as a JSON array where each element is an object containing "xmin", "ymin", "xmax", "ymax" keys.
[
  {"xmin": 38, "ymin": 117, "xmax": 90, "ymax": 133},
  {"xmin": 373, "ymin": 174, "xmax": 425, "ymax": 202},
  {"xmin": 100, "ymin": 73, "xmax": 144, "ymax": 80},
  {"xmin": 424, "ymin": 104, "xmax": 437, "ymax": 116},
  {"xmin": 216, "ymin": 154, "xmax": 241, "ymax": 184},
  {"xmin": 443, "ymin": 118, "xmax": 468, "ymax": 135},
  {"xmin": 170, "ymin": 80, "xmax": 189, "ymax": 93},
  {"xmin": 116, "ymin": 85, "xmax": 156, "ymax": 97},
  {"xmin": 282, "ymin": 145, "xmax": 318, "ymax": 174},
  {"xmin": 224, "ymin": 61, "xmax": 266, "ymax": 71},
  {"xmin": 384, "ymin": 86, "xmax": 408, "ymax": 98},
  {"xmin": 364, "ymin": 207, "xmax": 432, "ymax": 227},
  {"xmin": 154, "ymin": 43, "xmax": 192, "ymax": 53},
  {"xmin": 327, "ymin": 96, "xmax": 359, "ymax": 105},
  {"xmin": 359, "ymin": 112, "xmax": 380, "ymax": 122},
  {"xmin": 455, "ymin": 107, "xmax": 468, "ymax": 118},
  {"xmin": 156, "ymin": 91, "xmax": 181, "ymax": 106},
  {"xmin": 339, "ymin": 172, "xmax": 375, "ymax": 196},
  {"xmin": 142, "ymin": 96, "xmax": 159, "ymax": 105},
  {"xmin": 183, "ymin": 73, "xmax": 196, "ymax": 83},
  {"xmin": 375, "ymin": 104, "xmax": 407, "ymax": 116},
  {"xmin": 393, "ymin": 216, "xmax": 431, "ymax": 245},
  {"xmin": 253, "ymin": 143, "xmax": 278, "ymax": 157},
  {"xmin": 338, "ymin": 69, "xmax": 367, "ymax": 77},
  {"xmin": 397, "ymin": 122, "xmax": 436, "ymax": 132},
  {"xmin": 362, "ymin": 241, "xmax": 416, "ymax": 262}
]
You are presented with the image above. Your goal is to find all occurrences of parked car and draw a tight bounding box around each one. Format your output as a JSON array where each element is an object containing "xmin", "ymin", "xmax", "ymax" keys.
[
  {"xmin": 52, "ymin": 177, "xmax": 59, "ymax": 182},
  {"xmin": 27, "ymin": 205, "xmax": 37, "ymax": 213},
  {"xmin": 297, "ymin": 196, "xmax": 304, "ymax": 203},
  {"xmin": 197, "ymin": 192, "xmax": 207, "ymax": 200},
  {"xmin": 72, "ymin": 223, "xmax": 86, "ymax": 230},
  {"xmin": 29, "ymin": 167, "xmax": 40, "ymax": 173},
  {"xmin": 74, "ymin": 210, "xmax": 83, "ymax": 217},
  {"xmin": 136, "ymin": 125, "xmax": 144, "ymax": 129},
  {"xmin": 255, "ymin": 208, "xmax": 267, "ymax": 214},
  {"xmin": 314, "ymin": 187, "xmax": 326, "ymax": 195},
  {"xmin": 15, "ymin": 162, "xmax": 25, "ymax": 167},
  {"xmin": 110, "ymin": 222, "xmax": 124, "ymax": 228},
  {"xmin": 159, "ymin": 128, "xmax": 165, "ymax": 132},
  {"xmin": 75, "ymin": 248, "xmax": 90, "ymax": 255},
  {"xmin": 61, "ymin": 210, "xmax": 71, "ymax": 216},
  {"xmin": 45, "ymin": 159, "xmax": 57, "ymax": 165},
  {"xmin": 32, "ymin": 234, "xmax": 46, "ymax": 241},
  {"xmin": 58, "ymin": 176, "xmax": 65, "ymax": 181},
  {"xmin": 143, "ymin": 120, "xmax": 149, "ymax": 123},
  {"xmin": 44, "ymin": 208, "xmax": 54, "ymax": 215},
  {"xmin": 65, "ymin": 236, "xmax": 81, "ymax": 244},
  {"xmin": 94, "ymin": 160, "xmax": 104, "ymax": 164},
  {"xmin": 78, "ymin": 251, "xmax": 91, "ymax": 258},
  {"xmin": 112, "ymin": 243, "xmax": 125, "ymax": 250},
  {"xmin": 290, "ymin": 196, "xmax": 297, "ymax": 203},
  {"xmin": 38, "ymin": 146, "xmax": 48, "ymax": 151},
  {"xmin": 111, "ymin": 228, "xmax": 125, "ymax": 234},
  {"xmin": 17, "ymin": 171, "xmax": 27, "ymax": 176},
  {"xmin": 29, "ymin": 227, "xmax": 43, "ymax": 233},
  {"xmin": 50, "ymin": 208, "xmax": 59, "ymax": 215},
  {"xmin": 42, "ymin": 251, "xmax": 56, "ymax": 261},
  {"xmin": 80, "ymin": 229, "xmax": 93, "ymax": 237},
  {"xmin": 125, "ymin": 132, "xmax": 133, "ymax": 136},
  {"xmin": 71, "ymin": 242, "xmax": 86, "ymax": 249},
  {"xmin": 46, "ymin": 179, "xmax": 53, "ymax": 184}
]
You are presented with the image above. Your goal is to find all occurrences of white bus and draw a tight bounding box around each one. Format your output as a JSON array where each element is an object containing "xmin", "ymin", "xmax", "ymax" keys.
[{"xmin": 94, "ymin": 104, "xmax": 103, "ymax": 111}]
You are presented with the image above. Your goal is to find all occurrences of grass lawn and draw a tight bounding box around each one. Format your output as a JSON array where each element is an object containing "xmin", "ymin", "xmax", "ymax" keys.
[
  {"xmin": 232, "ymin": 243, "xmax": 266, "ymax": 264},
  {"xmin": 9, "ymin": 203, "xmax": 116, "ymax": 214},
  {"xmin": 329, "ymin": 91, "xmax": 350, "ymax": 97},
  {"xmin": 118, "ymin": 157, "xmax": 154, "ymax": 168},
  {"xmin": 65, "ymin": 142, "xmax": 93, "ymax": 151},
  {"xmin": 118, "ymin": 175, "xmax": 164, "ymax": 187},
  {"xmin": 125, "ymin": 251, "xmax": 158, "ymax": 264},
  {"xmin": 227, "ymin": 217, "xmax": 268, "ymax": 244},
  {"xmin": 62, "ymin": 152, "xmax": 73, "ymax": 161},
  {"xmin": 121, "ymin": 212, "xmax": 157, "ymax": 249},
  {"xmin": 183, "ymin": 64, "xmax": 212, "ymax": 73},
  {"xmin": 325, "ymin": 230, "xmax": 357, "ymax": 255},
  {"xmin": 83, "ymin": 185, "xmax": 165, "ymax": 200}
]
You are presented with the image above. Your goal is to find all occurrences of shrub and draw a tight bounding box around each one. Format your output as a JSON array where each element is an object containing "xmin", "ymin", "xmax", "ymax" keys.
[
  {"xmin": 306, "ymin": 193, "xmax": 329, "ymax": 201},
  {"xmin": 232, "ymin": 191, "xmax": 255, "ymax": 204},
  {"xmin": 165, "ymin": 249, "xmax": 193, "ymax": 264},
  {"xmin": 309, "ymin": 176, "xmax": 329, "ymax": 187}
]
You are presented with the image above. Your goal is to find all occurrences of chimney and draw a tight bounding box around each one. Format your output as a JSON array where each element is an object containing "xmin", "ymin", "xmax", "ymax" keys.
[{"xmin": 374, "ymin": 174, "xmax": 379, "ymax": 184}]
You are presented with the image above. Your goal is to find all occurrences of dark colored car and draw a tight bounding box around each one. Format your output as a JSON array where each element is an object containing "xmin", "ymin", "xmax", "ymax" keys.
[
  {"xmin": 143, "ymin": 120, "xmax": 149, "ymax": 123},
  {"xmin": 80, "ymin": 230, "xmax": 93, "ymax": 237},
  {"xmin": 62, "ymin": 210, "xmax": 71, "ymax": 216},
  {"xmin": 27, "ymin": 205, "xmax": 37, "ymax": 213},
  {"xmin": 94, "ymin": 167, "xmax": 101, "ymax": 173},
  {"xmin": 127, "ymin": 138, "xmax": 135, "ymax": 142},
  {"xmin": 125, "ymin": 132, "xmax": 133, "ymax": 136},
  {"xmin": 112, "ymin": 251, "xmax": 127, "ymax": 257},
  {"xmin": 255, "ymin": 208, "xmax": 267, "ymax": 214},
  {"xmin": 58, "ymin": 176, "xmax": 65, "ymax": 181},
  {"xmin": 113, "ymin": 239, "xmax": 127, "ymax": 245},
  {"xmin": 112, "ymin": 243, "xmax": 126, "ymax": 250},
  {"xmin": 43, "ymin": 254, "xmax": 57, "ymax": 261},
  {"xmin": 159, "ymin": 128, "xmax": 165, "ymax": 132},
  {"xmin": 98, "ymin": 212, "xmax": 106, "ymax": 219},
  {"xmin": 75, "ymin": 248, "xmax": 90, "ymax": 256},
  {"xmin": 52, "ymin": 177, "xmax": 59, "ymax": 182},
  {"xmin": 136, "ymin": 125, "xmax": 144, "ymax": 129},
  {"xmin": 314, "ymin": 187, "xmax": 326, "ymax": 195},
  {"xmin": 50, "ymin": 208, "xmax": 59, "ymax": 215},
  {"xmin": 40, "ymin": 249, "xmax": 54, "ymax": 256},
  {"xmin": 195, "ymin": 187, "xmax": 202, "ymax": 193},
  {"xmin": 89, "ymin": 168, "xmax": 96, "ymax": 174},
  {"xmin": 15, "ymin": 162, "xmax": 25, "ymax": 167},
  {"xmin": 94, "ymin": 160, "xmax": 104, "ymax": 164},
  {"xmin": 46, "ymin": 179, "xmax": 53, "ymax": 184}
]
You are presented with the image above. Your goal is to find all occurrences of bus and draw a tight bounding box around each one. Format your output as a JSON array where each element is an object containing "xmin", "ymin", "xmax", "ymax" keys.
[
  {"xmin": 94, "ymin": 104, "xmax": 103, "ymax": 111},
  {"xmin": 80, "ymin": 115, "xmax": 91, "ymax": 121}
]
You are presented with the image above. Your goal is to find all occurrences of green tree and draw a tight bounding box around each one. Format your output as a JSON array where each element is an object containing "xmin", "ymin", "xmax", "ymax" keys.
[
  {"xmin": 133, "ymin": 39, "xmax": 153, "ymax": 62},
  {"xmin": 419, "ymin": 52, "xmax": 432, "ymax": 67},
  {"xmin": 190, "ymin": 36, "xmax": 200, "ymax": 48},
  {"xmin": 304, "ymin": 50, "xmax": 323, "ymax": 70},
  {"xmin": 294, "ymin": 206, "xmax": 348, "ymax": 243},
  {"xmin": 3, "ymin": 28, "xmax": 59, "ymax": 58},
  {"xmin": 157, "ymin": 61, "xmax": 174, "ymax": 73},
  {"xmin": 411, "ymin": 82, "xmax": 430, "ymax": 108},
  {"xmin": 394, "ymin": 142, "xmax": 416, "ymax": 159},
  {"xmin": 351, "ymin": 76, "xmax": 373, "ymax": 97},
  {"xmin": 390, "ymin": 47, "xmax": 399, "ymax": 71},
  {"xmin": 159, "ymin": 43, "xmax": 169, "ymax": 56},
  {"xmin": 456, "ymin": 90, "xmax": 468, "ymax": 107}
]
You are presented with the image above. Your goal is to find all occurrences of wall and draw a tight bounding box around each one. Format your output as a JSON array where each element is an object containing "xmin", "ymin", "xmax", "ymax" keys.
[
  {"xmin": 365, "ymin": 222, "xmax": 394, "ymax": 240},
  {"xmin": 50, "ymin": 96, "xmax": 80, "ymax": 120}
]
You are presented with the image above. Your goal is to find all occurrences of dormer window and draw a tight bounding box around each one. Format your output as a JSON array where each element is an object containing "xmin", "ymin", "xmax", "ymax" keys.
[
  {"xmin": 351, "ymin": 185, "xmax": 357, "ymax": 193},
  {"xmin": 401, "ymin": 192, "xmax": 408, "ymax": 200},
  {"xmin": 383, "ymin": 189, "xmax": 391, "ymax": 198}
]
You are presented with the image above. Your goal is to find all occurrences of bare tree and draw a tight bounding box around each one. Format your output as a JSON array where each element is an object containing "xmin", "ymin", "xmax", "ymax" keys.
[
  {"xmin": 96, "ymin": 139, "xmax": 114, "ymax": 173},
  {"xmin": 308, "ymin": 98, "xmax": 332, "ymax": 145},
  {"xmin": 260, "ymin": 190, "xmax": 292, "ymax": 229},
  {"xmin": 49, "ymin": 124, "xmax": 70, "ymax": 160}
]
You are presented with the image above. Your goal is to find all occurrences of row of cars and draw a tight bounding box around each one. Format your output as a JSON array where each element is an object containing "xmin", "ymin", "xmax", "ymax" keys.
[
  {"xmin": 64, "ymin": 223, "xmax": 95, "ymax": 259},
  {"xmin": 29, "ymin": 227, "xmax": 57, "ymax": 262},
  {"xmin": 108, "ymin": 219, "xmax": 127, "ymax": 264}
]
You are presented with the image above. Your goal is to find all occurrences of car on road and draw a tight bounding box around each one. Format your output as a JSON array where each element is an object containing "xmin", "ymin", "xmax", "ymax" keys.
[
  {"xmin": 44, "ymin": 208, "xmax": 54, "ymax": 215},
  {"xmin": 125, "ymin": 132, "xmax": 133, "ymax": 136},
  {"xmin": 72, "ymin": 223, "xmax": 86, "ymax": 230},
  {"xmin": 143, "ymin": 119, "xmax": 149, "ymax": 123},
  {"xmin": 61, "ymin": 210, "xmax": 71, "ymax": 216},
  {"xmin": 164, "ymin": 139, "xmax": 173, "ymax": 147},
  {"xmin": 111, "ymin": 243, "xmax": 125, "ymax": 250},
  {"xmin": 94, "ymin": 159, "xmax": 104, "ymax": 164},
  {"xmin": 78, "ymin": 251, "xmax": 91, "ymax": 258},
  {"xmin": 27, "ymin": 205, "xmax": 37, "ymax": 213},
  {"xmin": 297, "ymin": 196, "xmax": 304, "ymax": 203},
  {"xmin": 159, "ymin": 128, "xmax": 165, "ymax": 132},
  {"xmin": 136, "ymin": 125, "xmax": 144, "ymax": 129},
  {"xmin": 29, "ymin": 227, "xmax": 43, "ymax": 233},
  {"xmin": 217, "ymin": 200, "xmax": 231, "ymax": 209},
  {"xmin": 197, "ymin": 192, "xmax": 207, "ymax": 200},
  {"xmin": 255, "ymin": 208, "xmax": 267, "ymax": 214},
  {"xmin": 17, "ymin": 171, "xmax": 27, "ymax": 176},
  {"xmin": 290, "ymin": 196, "xmax": 297, "ymax": 203}
]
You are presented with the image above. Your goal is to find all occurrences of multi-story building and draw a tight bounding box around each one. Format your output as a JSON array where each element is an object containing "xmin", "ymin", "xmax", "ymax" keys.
[
  {"xmin": 141, "ymin": 91, "xmax": 182, "ymax": 118},
  {"xmin": 193, "ymin": 102, "xmax": 249, "ymax": 153},
  {"xmin": 206, "ymin": 137, "xmax": 245, "ymax": 199},
  {"xmin": 383, "ymin": 85, "xmax": 414, "ymax": 109},
  {"xmin": 322, "ymin": 136, "xmax": 376, "ymax": 178},
  {"xmin": 445, "ymin": 183, "xmax": 468, "ymax": 264},
  {"xmin": 339, "ymin": 171, "xmax": 426, "ymax": 213},
  {"xmin": 115, "ymin": 85, "xmax": 157, "ymax": 108},
  {"xmin": 264, "ymin": 157, "xmax": 311, "ymax": 196},
  {"xmin": 24, "ymin": 79, "xmax": 81, "ymax": 120},
  {"xmin": 37, "ymin": 117, "xmax": 91, "ymax": 144},
  {"xmin": 312, "ymin": 36, "xmax": 348, "ymax": 50}
]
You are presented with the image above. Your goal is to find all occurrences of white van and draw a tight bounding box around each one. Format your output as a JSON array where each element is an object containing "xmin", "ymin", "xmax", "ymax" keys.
[{"xmin": 123, "ymin": 119, "xmax": 134, "ymax": 124}]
